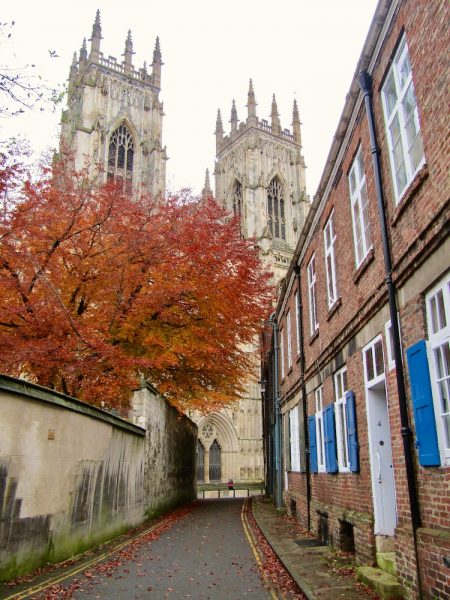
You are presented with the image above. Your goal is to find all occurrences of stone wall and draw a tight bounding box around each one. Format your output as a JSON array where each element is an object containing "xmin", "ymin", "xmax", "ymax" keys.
[
  {"xmin": 129, "ymin": 382, "xmax": 197, "ymax": 516},
  {"xmin": 0, "ymin": 375, "xmax": 196, "ymax": 582}
]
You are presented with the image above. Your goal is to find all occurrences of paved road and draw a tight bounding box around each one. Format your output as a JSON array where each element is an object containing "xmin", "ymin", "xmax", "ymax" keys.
[{"xmin": 51, "ymin": 499, "xmax": 272, "ymax": 599}]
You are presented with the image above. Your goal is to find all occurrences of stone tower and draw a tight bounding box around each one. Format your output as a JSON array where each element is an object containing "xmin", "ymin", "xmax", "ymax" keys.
[
  {"xmin": 194, "ymin": 82, "xmax": 310, "ymax": 485},
  {"xmin": 60, "ymin": 11, "xmax": 167, "ymax": 198},
  {"xmin": 214, "ymin": 80, "xmax": 309, "ymax": 281}
]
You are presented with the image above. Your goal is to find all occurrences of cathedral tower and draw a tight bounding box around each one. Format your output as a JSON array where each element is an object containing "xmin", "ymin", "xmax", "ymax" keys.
[
  {"xmin": 214, "ymin": 81, "xmax": 309, "ymax": 282},
  {"xmin": 195, "ymin": 84, "xmax": 310, "ymax": 486},
  {"xmin": 60, "ymin": 11, "xmax": 167, "ymax": 198}
]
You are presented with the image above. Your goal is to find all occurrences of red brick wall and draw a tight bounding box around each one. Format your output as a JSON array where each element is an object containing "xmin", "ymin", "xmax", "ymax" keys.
[{"xmin": 276, "ymin": 0, "xmax": 449, "ymax": 597}]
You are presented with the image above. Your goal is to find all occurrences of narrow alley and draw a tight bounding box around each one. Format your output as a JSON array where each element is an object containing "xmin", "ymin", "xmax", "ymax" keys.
[{"xmin": 2, "ymin": 499, "xmax": 277, "ymax": 600}]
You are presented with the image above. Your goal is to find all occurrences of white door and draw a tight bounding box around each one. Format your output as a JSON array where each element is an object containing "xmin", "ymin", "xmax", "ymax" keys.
[{"xmin": 363, "ymin": 337, "xmax": 397, "ymax": 536}]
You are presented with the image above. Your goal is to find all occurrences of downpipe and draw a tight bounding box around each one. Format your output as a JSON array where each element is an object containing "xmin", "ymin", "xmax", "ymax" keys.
[
  {"xmin": 270, "ymin": 313, "xmax": 283, "ymax": 509},
  {"xmin": 294, "ymin": 265, "xmax": 311, "ymax": 531}
]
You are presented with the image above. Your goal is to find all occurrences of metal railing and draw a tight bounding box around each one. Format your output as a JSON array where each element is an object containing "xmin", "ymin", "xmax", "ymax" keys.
[{"xmin": 197, "ymin": 484, "xmax": 265, "ymax": 499}]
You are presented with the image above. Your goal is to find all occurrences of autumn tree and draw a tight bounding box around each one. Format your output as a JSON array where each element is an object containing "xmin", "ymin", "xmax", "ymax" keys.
[{"xmin": 0, "ymin": 153, "xmax": 273, "ymax": 412}]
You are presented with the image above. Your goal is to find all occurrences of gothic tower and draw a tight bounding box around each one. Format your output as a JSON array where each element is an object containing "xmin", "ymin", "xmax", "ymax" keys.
[
  {"xmin": 214, "ymin": 81, "xmax": 309, "ymax": 282},
  {"xmin": 60, "ymin": 11, "xmax": 167, "ymax": 198},
  {"xmin": 195, "ymin": 83, "xmax": 310, "ymax": 486}
]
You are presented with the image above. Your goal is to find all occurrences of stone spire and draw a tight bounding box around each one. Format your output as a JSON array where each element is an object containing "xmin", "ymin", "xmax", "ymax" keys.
[
  {"xmin": 215, "ymin": 109, "xmax": 224, "ymax": 153},
  {"xmin": 89, "ymin": 9, "xmax": 102, "ymax": 60},
  {"xmin": 201, "ymin": 168, "xmax": 213, "ymax": 201},
  {"xmin": 246, "ymin": 79, "xmax": 257, "ymax": 125},
  {"xmin": 68, "ymin": 52, "xmax": 78, "ymax": 93},
  {"xmin": 79, "ymin": 38, "xmax": 88, "ymax": 64},
  {"xmin": 69, "ymin": 52, "xmax": 78, "ymax": 79},
  {"xmin": 292, "ymin": 98, "xmax": 301, "ymax": 146},
  {"xmin": 271, "ymin": 94, "xmax": 281, "ymax": 136},
  {"xmin": 230, "ymin": 99, "xmax": 238, "ymax": 133},
  {"xmin": 123, "ymin": 30, "xmax": 134, "ymax": 75},
  {"xmin": 152, "ymin": 36, "xmax": 162, "ymax": 89}
]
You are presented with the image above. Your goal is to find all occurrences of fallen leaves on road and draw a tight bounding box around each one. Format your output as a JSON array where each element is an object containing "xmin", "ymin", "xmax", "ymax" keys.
[
  {"xmin": 243, "ymin": 499, "xmax": 306, "ymax": 599},
  {"xmin": 28, "ymin": 504, "xmax": 194, "ymax": 599}
]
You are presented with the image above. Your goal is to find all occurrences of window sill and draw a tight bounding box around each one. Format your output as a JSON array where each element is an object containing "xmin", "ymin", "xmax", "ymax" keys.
[
  {"xmin": 326, "ymin": 297, "xmax": 342, "ymax": 321},
  {"xmin": 353, "ymin": 248, "xmax": 374, "ymax": 284},
  {"xmin": 309, "ymin": 329, "xmax": 319, "ymax": 345},
  {"xmin": 391, "ymin": 164, "xmax": 429, "ymax": 227}
]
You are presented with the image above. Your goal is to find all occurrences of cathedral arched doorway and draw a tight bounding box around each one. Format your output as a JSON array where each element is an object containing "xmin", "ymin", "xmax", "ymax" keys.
[
  {"xmin": 209, "ymin": 440, "xmax": 221, "ymax": 482},
  {"xmin": 197, "ymin": 440, "xmax": 205, "ymax": 483}
]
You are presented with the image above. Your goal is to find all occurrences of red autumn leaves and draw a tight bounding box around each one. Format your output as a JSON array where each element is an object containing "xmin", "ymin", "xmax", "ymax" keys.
[{"xmin": 0, "ymin": 151, "xmax": 273, "ymax": 411}]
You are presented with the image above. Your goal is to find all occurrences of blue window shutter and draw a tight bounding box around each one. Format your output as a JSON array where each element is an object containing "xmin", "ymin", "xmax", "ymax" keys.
[
  {"xmin": 346, "ymin": 391, "xmax": 359, "ymax": 472},
  {"xmin": 308, "ymin": 415, "xmax": 318, "ymax": 473},
  {"xmin": 324, "ymin": 404, "xmax": 338, "ymax": 473},
  {"xmin": 406, "ymin": 340, "xmax": 440, "ymax": 466}
]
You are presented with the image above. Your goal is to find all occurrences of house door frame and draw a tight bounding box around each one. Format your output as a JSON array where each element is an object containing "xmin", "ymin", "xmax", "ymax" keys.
[{"xmin": 363, "ymin": 335, "xmax": 397, "ymax": 536}]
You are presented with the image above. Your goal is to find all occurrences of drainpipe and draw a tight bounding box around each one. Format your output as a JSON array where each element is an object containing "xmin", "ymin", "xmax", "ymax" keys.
[
  {"xmin": 269, "ymin": 312, "xmax": 283, "ymax": 509},
  {"xmin": 359, "ymin": 71, "xmax": 422, "ymax": 595},
  {"xmin": 294, "ymin": 265, "xmax": 311, "ymax": 531}
]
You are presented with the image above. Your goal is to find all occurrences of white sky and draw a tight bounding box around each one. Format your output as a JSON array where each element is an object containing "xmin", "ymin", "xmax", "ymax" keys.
[{"xmin": 1, "ymin": 0, "xmax": 379, "ymax": 197}]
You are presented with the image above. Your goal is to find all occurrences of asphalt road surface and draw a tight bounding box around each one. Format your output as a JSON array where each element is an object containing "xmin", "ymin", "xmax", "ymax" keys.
[{"xmin": 61, "ymin": 498, "xmax": 273, "ymax": 599}]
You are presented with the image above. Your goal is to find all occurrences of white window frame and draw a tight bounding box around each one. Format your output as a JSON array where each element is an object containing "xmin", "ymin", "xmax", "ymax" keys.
[
  {"xmin": 289, "ymin": 405, "xmax": 301, "ymax": 472},
  {"xmin": 295, "ymin": 290, "xmax": 301, "ymax": 355},
  {"xmin": 363, "ymin": 335, "xmax": 386, "ymax": 387},
  {"xmin": 307, "ymin": 255, "xmax": 319, "ymax": 335},
  {"xmin": 315, "ymin": 386, "xmax": 326, "ymax": 473},
  {"xmin": 324, "ymin": 211, "xmax": 338, "ymax": 308},
  {"xmin": 280, "ymin": 327, "xmax": 285, "ymax": 380},
  {"xmin": 349, "ymin": 147, "xmax": 372, "ymax": 267},
  {"xmin": 334, "ymin": 367, "xmax": 349, "ymax": 472},
  {"xmin": 381, "ymin": 35, "xmax": 425, "ymax": 203},
  {"xmin": 425, "ymin": 273, "xmax": 450, "ymax": 464},
  {"xmin": 385, "ymin": 315, "xmax": 402, "ymax": 372},
  {"xmin": 287, "ymin": 310, "xmax": 292, "ymax": 369}
]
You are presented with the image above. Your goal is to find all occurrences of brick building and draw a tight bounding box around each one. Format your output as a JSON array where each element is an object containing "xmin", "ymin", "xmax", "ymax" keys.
[{"xmin": 261, "ymin": 0, "xmax": 449, "ymax": 597}]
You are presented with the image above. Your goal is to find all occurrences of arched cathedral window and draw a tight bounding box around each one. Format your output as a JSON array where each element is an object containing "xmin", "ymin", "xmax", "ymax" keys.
[
  {"xmin": 267, "ymin": 177, "xmax": 285, "ymax": 240},
  {"xmin": 232, "ymin": 180, "xmax": 243, "ymax": 217},
  {"xmin": 107, "ymin": 123, "xmax": 134, "ymax": 193}
]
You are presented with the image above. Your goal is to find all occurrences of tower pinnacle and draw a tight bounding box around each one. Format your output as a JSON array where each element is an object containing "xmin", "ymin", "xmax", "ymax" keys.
[
  {"xmin": 271, "ymin": 94, "xmax": 281, "ymax": 135},
  {"xmin": 230, "ymin": 99, "xmax": 238, "ymax": 132},
  {"xmin": 201, "ymin": 168, "xmax": 213, "ymax": 201},
  {"xmin": 292, "ymin": 98, "xmax": 301, "ymax": 145},
  {"xmin": 215, "ymin": 109, "xmax": 224, "ymax": 134},
  {"xmin": 79, "ymin": 38, "xmax": 88, "ymax": 64},
  {"xmin": 123, "ymin": 30, "xmax": 134, "ymax": 75},
  {"xmin": 215, "ymin": 109, "xmax": 224, "ymax": 153},
  {"xmin": 246, "ymin": 78, "xmax": 257, "ymax": 124},
  {"xmin": 90, "ymin": 9, "xmax": 102, "ymax": 59},
  {"xmin": 152, "ymin": 37, "xmax": 162, "ymax": 88}
]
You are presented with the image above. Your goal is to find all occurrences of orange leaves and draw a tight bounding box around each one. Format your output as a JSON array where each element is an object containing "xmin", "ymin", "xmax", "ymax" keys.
[{"xmin": 0, "ymin": 152, "xmax": 274, "ymax": 411}]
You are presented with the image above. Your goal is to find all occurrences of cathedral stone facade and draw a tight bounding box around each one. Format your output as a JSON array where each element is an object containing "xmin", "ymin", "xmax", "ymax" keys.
[
  {"xmin": 61, "ymin": 15, "xmax": 310, "ymax": 485},
  {"xmin": 194, "ymin": 83, "xmax": 310, "ymax": 484},
  {"xmin": 60, "ymin": 11, "xmax": 166, "ymax": 199}
]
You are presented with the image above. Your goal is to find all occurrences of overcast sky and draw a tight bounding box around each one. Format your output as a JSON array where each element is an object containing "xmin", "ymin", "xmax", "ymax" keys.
[{"xmin": 1, "ymin": 0, "xmax": 378, "ymax": 197}]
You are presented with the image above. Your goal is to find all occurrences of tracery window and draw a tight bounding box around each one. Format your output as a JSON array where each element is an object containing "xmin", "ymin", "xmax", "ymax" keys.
[
  {"xmin": 267, "ymin": 177, "xmax": 285, "ymax": 240},
  {"xmin": 232, "ymin": 180, "xmax": 243, "ymax": 217},
  {"xmin": 107, "ymin": 123, "xmax": 134, "ymax": 193}
]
